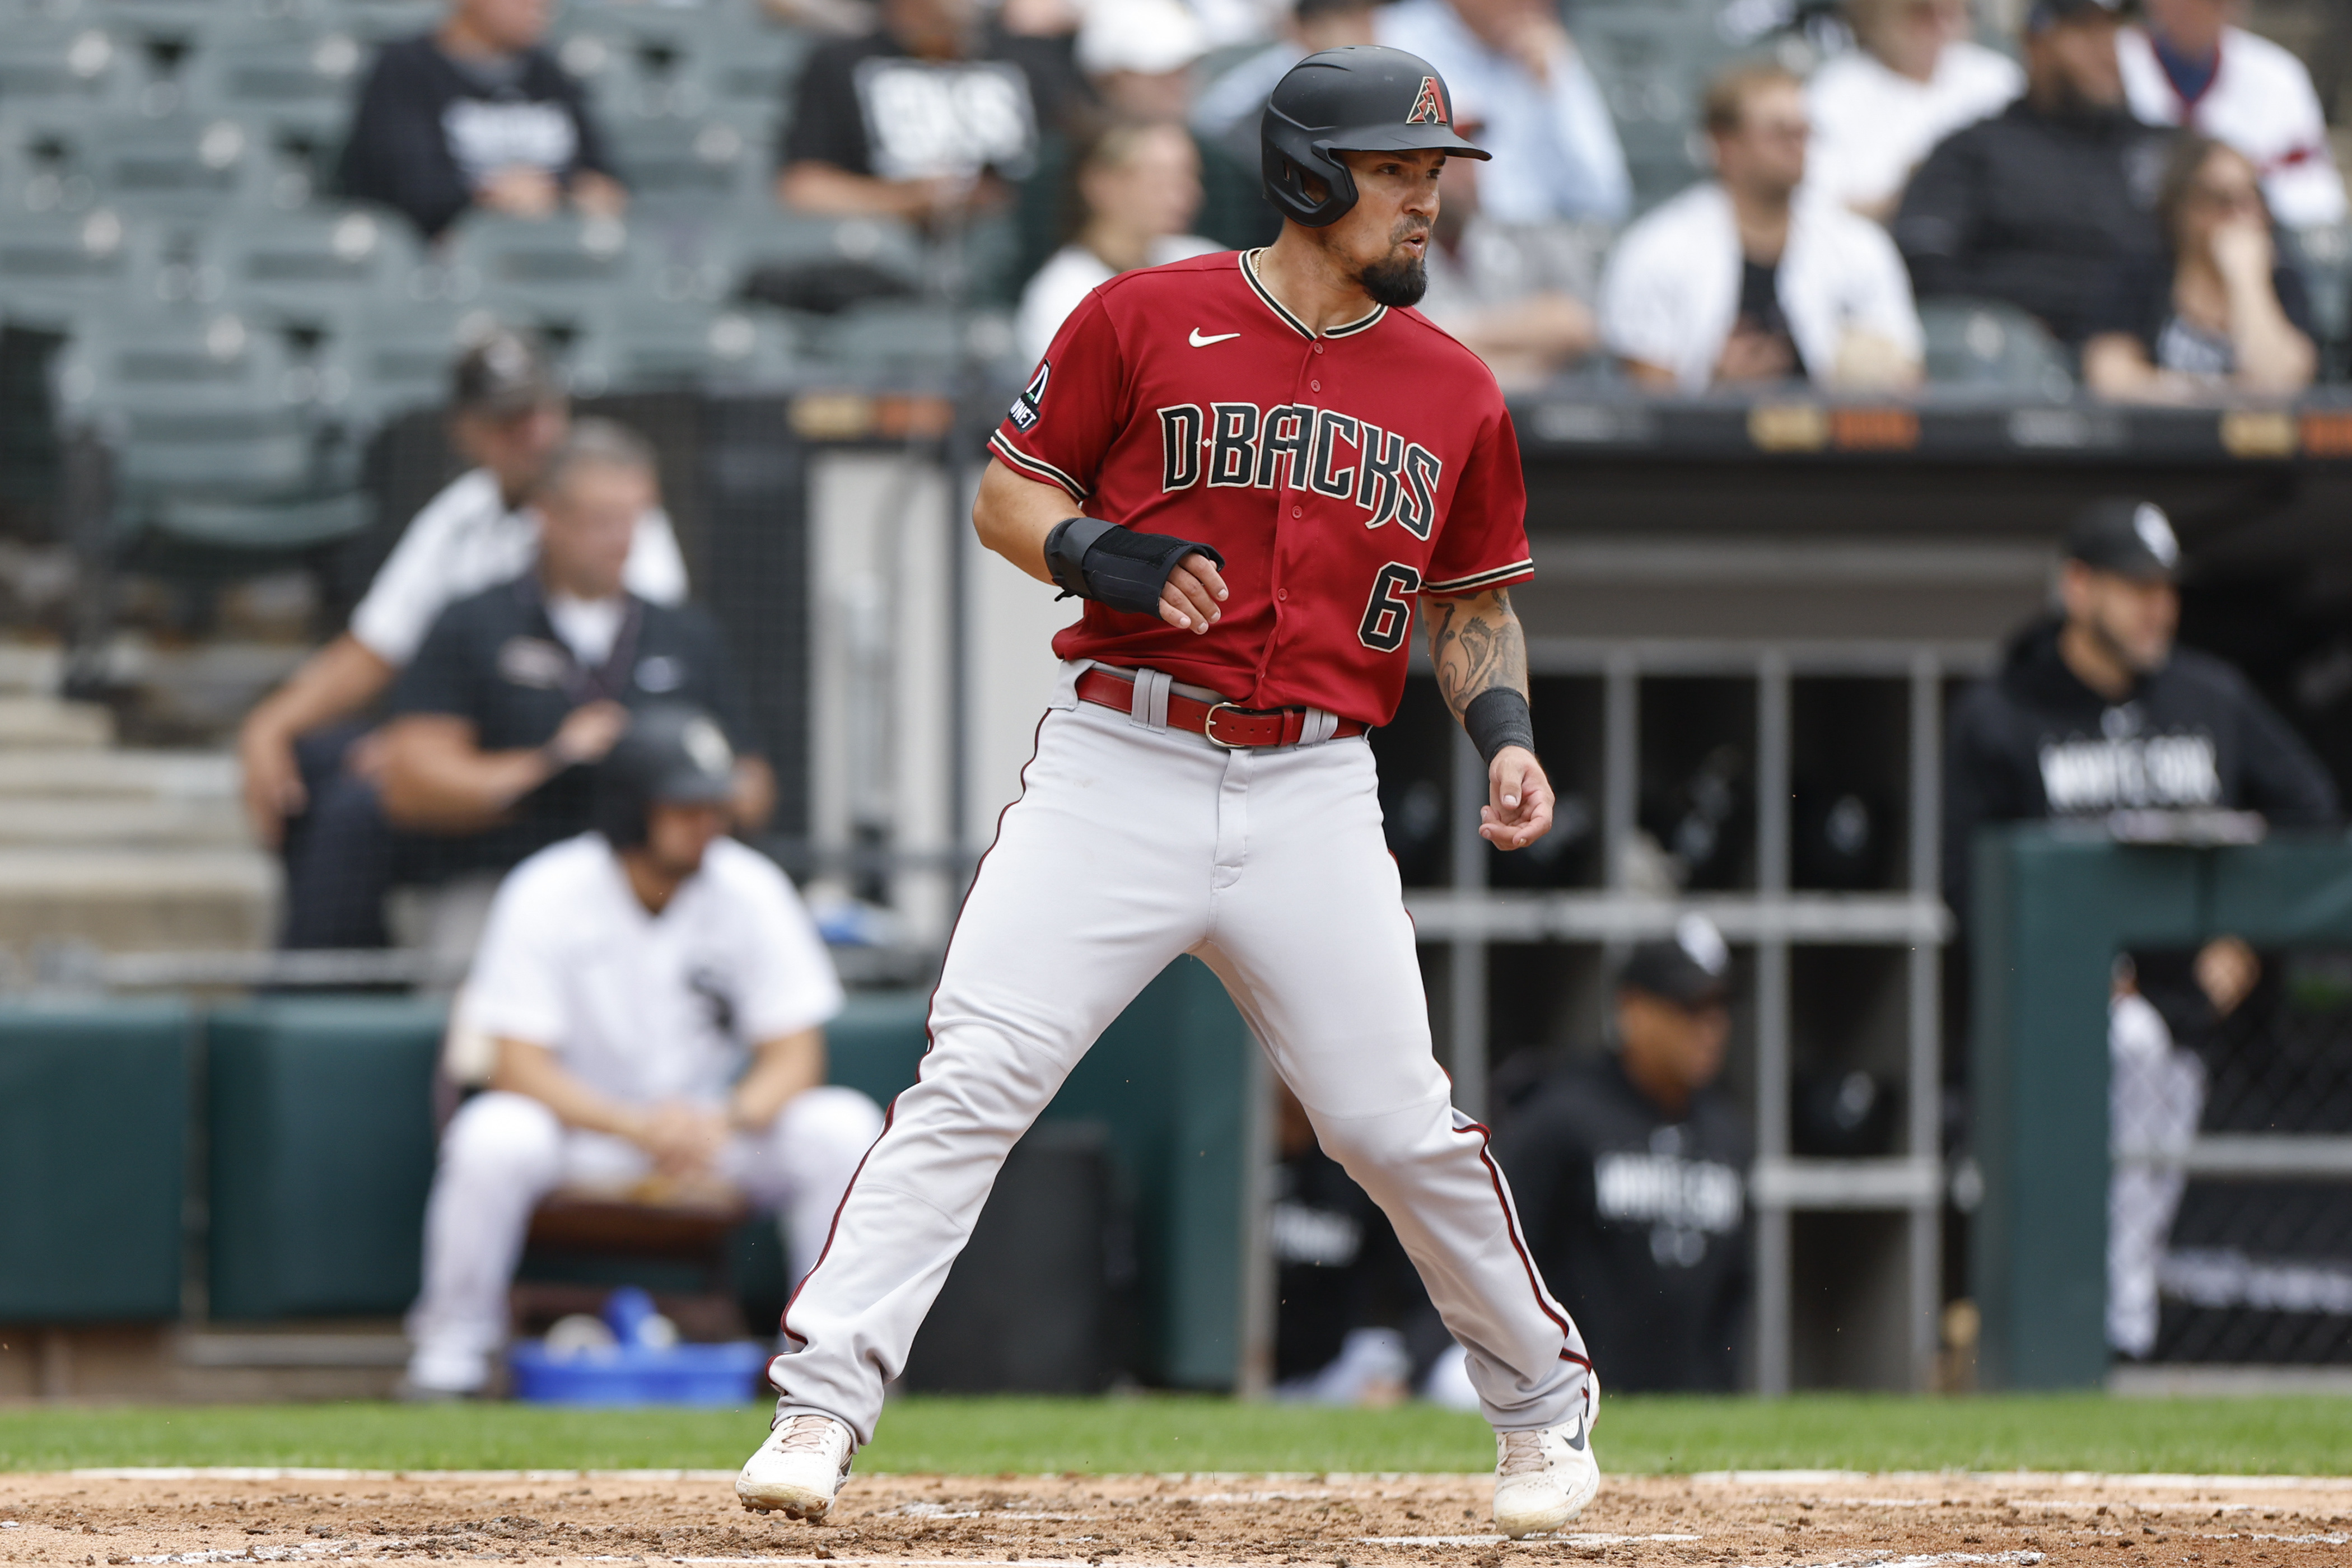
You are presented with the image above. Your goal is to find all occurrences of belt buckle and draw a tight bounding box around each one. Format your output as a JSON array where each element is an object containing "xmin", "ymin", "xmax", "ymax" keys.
[{"xmin": 1202, "ymin": 701, "xmax": 1249, "ymax": 749}]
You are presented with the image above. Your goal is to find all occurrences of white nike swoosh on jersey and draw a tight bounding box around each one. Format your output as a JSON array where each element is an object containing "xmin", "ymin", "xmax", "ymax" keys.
[{"xmin": 1188, "ymin": 329, "xmax": 1242, "ymax": 347}]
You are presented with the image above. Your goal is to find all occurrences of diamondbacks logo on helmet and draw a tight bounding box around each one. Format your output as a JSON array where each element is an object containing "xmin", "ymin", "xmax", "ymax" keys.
[{"xmin": 1405, "ymin": 75, "xmax": 1448, "ymax": 125}]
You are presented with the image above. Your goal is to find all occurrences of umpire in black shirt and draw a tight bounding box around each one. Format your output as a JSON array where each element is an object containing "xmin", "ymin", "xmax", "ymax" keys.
[
  {"xmin": 378, "ymin": 419, "xmax": 771, "ymax": 870},
  {"xmin": 1491, "ymin": 917, "xmax": 1752, "ymax": 1393},
  {"xmin": 1893, "ymin": 0, "xmax": 2172, "ymax": 344}
]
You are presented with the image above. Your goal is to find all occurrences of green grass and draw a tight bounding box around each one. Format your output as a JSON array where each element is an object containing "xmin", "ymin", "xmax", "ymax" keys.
[{"xmin": 1, "ymin": 1395, "xmax": 2349, "ymax": 1476}]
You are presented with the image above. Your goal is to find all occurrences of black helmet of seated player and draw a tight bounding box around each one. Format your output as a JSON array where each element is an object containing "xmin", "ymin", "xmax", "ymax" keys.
[
  {"xmin": 1260, "ymin": 45, "xmax": 1490, "ymax": 228},
  {"xmin": 592, "ymin": 702, "xmax": 737, "ymax": 850}
]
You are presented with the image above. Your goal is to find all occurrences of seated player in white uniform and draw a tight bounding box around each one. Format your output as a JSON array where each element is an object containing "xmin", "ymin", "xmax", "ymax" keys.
[{"xmin": 402, "ymin": 704, "xmax": 883, "ymax": 1398}]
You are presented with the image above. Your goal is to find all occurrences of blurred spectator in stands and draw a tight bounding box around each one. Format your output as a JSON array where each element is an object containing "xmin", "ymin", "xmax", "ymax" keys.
[
  {"xmin": 1194, "ymin": 0, "xmax": 1380, "ymax": 169},
  {"xmin": 2120, "ymin": 0, "xmax": 2346, "ymax": 229},
  {"xmin": 1807, "ymin": 0, "xmax": 2023, "ymax": 222},
  {"xmin": 1944, "ymin": 497, "xmax": 2337, "ymax": 916},
  {"xmin": 2083, "ymin": 133, "xmax": 2317, "ymax": 401},
  {"xmin": 246, "ymin": 333, "xmax": 688, "ymax": 951},
  {"xmin": 776, "ymin": 0, "xmax": 1081, "ymax": 221},
  {"xmin": 376, "ymin": 420, "xmax": 772, "ymax": 877},
  {"xmin": 1599, "ymin": 62, "xmax": 1922, "ymax": 393},
  {"xmin": 1488, "ymin": 917, "xmax": 1750, "ymax": 1393},
  {"xmin": 403, "ymin": 704, "xmax": 880, "ymax": 1398},
  {"xmin": 339, "ymin": 0, "xmax": 626, "ymax": 240},
  {"xmin": 1017, "ymin": 122, "xmax": 1220, "ymax": 365},
  {"xmin": 1377, "ymin": 0, "xmax": 1630, "ymax": 225},
  {"xmin": 1190, "ymin": 0, "xmax": 1290, "ymax": 50},
  {"xmin": 1416, "ymin": 111, "xmax": 1600, "ymax": 388},
  {"xmin": 1893, "ymin": 0, "xmax": 2171, "ymax": 346},
  {"xmin": 1942, "ymin": 498, "xmax": 2337, "ymax": 1361},
  {"xmin": 1077, "ymin": 0, "xmax": 1207, "ymax": 123}
]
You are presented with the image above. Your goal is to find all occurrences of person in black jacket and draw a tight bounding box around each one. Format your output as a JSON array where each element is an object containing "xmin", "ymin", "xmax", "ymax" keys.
[
  {"xmin": 1892, "ymin": 0, "xmax": 2173, "ymax": 344},
  {"xmin": 1490, "ymin": 917, "xmax": 1752, "ymax": 1393},
  {"xmin": 1943, "ymin": 496, "xmax": 2339, "ymax": 917},
  {"xmin": 340, "ymin": 0, "xmax": 627, "ymax": 240}
]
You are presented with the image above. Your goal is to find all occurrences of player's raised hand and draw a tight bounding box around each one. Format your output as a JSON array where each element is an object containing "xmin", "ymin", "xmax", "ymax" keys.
[
  {"xmin": 1481, "ymin": 745, "xmax": 1554, "ymax": 850},
  {"xmin": 1160, "ymin": 552, "xmax": 1230, "ymax": 634}
]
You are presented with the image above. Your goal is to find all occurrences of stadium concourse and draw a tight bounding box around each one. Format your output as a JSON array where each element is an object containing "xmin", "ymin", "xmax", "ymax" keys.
[{"xmin": 4, "ymin": 1468, "xmax": 2352, "ymax": 1566}]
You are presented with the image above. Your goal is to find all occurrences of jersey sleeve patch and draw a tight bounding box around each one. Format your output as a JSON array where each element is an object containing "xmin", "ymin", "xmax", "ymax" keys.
[{"xmin": 1007, "ymin": 360, "xmax": 1049, "ymax": 432}]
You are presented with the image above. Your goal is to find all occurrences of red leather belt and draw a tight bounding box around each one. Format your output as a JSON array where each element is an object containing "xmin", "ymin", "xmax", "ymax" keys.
[{"xmin": 1076, "ymin": 667, "xmax": 1365, "ymax": 749}]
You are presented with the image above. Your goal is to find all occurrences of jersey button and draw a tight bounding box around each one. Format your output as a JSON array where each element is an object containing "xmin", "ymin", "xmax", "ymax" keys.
[
  {"xmin": 1310, "ymin": 379, "xmax": 1322, "ymax": 392},
  {"xmin": 1313, "ymin": 343, "xmax": 1324, "ymax": 354},
  {"xmin": 1291, "ymin": 505, "xmax": 1302, "ymax": 517},
  {"xmin": 1277, "ymin": 589, "xmax": 1289, "ymax": 601}
]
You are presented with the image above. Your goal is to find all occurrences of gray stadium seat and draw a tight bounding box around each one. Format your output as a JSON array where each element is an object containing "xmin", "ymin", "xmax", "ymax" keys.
[
  {"xmin": 0, "ymin": 208, "xmax": 173, "ymax": 327},
  {"xmin": 1575, "ymin": 5, "xmax": 1741, "ymax": 212},
  {"xmin": 587, "ymin": 304, "xmax": 804, "ymax": 391},
  {"xmin": 0, "ymin": 22, "xmax": 144, "ymax": 116},
  {"xmin": 80, "ymin": 114, "xmax": 269, "ymax": 216},
  {"xmin": 54, "ymin": 311, "xmax": 323, "ymax": 501},
  {"xmin": 332, "ymin": 0, "xmax": 441, "ymax": 44},
  {"xmin": 438, "ymin": 212, "xmax": 640, "ymax": 304},
  {"xmin": 216, "ymin": 207, "xmax": 422, "ymax": 324},
  {"xmin": 1919, "ymin": 298, "xmax": 2075, "ymax": 395},
  {"xmin": 608, "ymin": 114, "xmax": 763, "ymax": 214},
  {"xmin": 180, "ymin": 28, "xmax": 367, "ymax": 123},
  {"xmin": 725, "ymin": 211, "xmax": 927, "ymax": 313},
  {"xmin": 813, "ymin": 302, "xmax": 1017, "ymax": 377}
]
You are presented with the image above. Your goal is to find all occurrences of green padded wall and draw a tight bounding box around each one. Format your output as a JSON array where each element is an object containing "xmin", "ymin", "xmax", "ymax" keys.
[
  {"xmin": 0, "ymin": 1000, "xmax": 193, "ymax": 1321},
  {"xmin": 824, "ymin": 959, "xmax": 1256, "ymax": 1389},
  {"xmin": 207, "ymin": 998, "xmax": 447, "ymax": 1320},
  {"xmin": 1971, "ymin": 828, "xmax": 2352, "ymax": 1388}
]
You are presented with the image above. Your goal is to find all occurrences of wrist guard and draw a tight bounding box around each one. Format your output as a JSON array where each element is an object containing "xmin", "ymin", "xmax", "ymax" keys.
[
  {"xmin": 1044, "ymin": 516, "xmax": 1225, "ymax": 617},
  {"xmin": 1465, "ymin": 688, "xmax": 1536, "ymax": 766}
]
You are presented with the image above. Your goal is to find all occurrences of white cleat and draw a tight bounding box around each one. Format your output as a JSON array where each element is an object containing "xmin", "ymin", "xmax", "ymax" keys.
[
  {"xmin": 1492, "ymin": 1375, "xmax": 1601, "ymax": 1539},
  {"xmin": 736, "ymin": 1412, "xmax": 855, "ymax": 1520}
]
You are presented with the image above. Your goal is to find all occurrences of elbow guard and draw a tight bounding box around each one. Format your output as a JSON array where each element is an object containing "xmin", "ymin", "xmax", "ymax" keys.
[{"xmin": 1044, "ymin": 516, "xmax": 1225, "ymax": 617}]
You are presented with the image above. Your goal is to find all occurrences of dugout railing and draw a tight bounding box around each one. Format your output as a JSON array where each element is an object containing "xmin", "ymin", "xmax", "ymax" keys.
[{"xmin": 1972, "ymin": 827, "xmax": 2352, "ymax": 1388}]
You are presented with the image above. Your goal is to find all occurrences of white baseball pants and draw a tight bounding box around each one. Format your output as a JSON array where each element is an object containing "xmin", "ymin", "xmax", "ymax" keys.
[
  {"xmin": 404, "ymin": 1085, "xmax": 884, "ymax": 1394},
  {"xmin": 771, "ymin": 667, "xmax": 1591, "ymax": 1444}
]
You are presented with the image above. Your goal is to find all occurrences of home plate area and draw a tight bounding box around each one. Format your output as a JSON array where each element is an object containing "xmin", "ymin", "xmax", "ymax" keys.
[{"xmin": 4, "ymin": 1469, "xmax": 2350, "ymax": 1568}]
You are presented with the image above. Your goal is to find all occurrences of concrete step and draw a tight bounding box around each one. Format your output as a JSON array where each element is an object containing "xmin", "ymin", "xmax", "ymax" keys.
[
  {"xmin": 0, "ymin": 846, "xmax": 275, "ymax": 951},
  {"xmin": 0, "ymin": 696, "xmax": 113, "ymax": 749},
  {"xmin": 0, "ymin": 796, "xmax": 248, "ymax": 847},
  {"xmin": 0, "ymin": 644, "xmax": 60, "ymax": 696},
  {"xmin": 0, "ymin": 749, "xmax": 236, "ymax": 801}
]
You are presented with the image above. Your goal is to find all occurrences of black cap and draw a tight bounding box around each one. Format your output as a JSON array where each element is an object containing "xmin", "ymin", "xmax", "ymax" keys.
[
  {"xmin": 1619, "ymin": 914, "xmax": 1733, "ymax": 1010},
  {"xmin": 2064, "ymin": 497, "xmax": 2181, "ymax": 583},
  {"xmin": 608, "ymin": 704, "xmax": 737, "ymax": 808},
  {"xmin": 451, "ymin": 327, "xmax": 561, "ymax": 417},
  {"xmin": 2027, "ymin": 0, "xmax": 2129, "ymax": 32}
]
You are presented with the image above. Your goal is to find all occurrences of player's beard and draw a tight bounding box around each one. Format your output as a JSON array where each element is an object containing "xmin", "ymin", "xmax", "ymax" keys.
[
  {"xmin": 1360, "ymin": 250, "xmax": 1428, "ymax": 307},
  {"xmin": 1357, "ymin": 223, "xmax": 1430, "ymax": 307}
]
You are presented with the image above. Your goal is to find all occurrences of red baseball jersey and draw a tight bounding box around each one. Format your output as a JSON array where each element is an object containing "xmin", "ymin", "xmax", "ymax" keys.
[{"xmin": 988, "ymin": 248, "xmax": 1533, "ymax": 729}]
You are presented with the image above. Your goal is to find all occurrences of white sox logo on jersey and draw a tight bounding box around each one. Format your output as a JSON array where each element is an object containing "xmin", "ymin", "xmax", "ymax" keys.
[{"xmin": 1155, "ymin": 402, "xmax": 1444, "ymax": 540}]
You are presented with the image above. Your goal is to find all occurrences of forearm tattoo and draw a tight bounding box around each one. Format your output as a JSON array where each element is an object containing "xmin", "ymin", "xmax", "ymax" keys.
[{"xmin": 1425, "ymin": 589, "xmax": 1529, "ymax": 724}]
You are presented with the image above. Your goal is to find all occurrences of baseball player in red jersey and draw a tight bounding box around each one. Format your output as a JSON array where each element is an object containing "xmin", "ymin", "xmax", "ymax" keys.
[{"xmin": 739, "ymin": 46, "xmax": 1599, "ymax": 1539}]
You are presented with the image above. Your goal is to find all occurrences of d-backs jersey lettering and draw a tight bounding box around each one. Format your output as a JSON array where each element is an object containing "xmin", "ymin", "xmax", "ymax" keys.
[{"xmin": 988, "ymin": 249, "xmax": 1532, "ymax": 729}]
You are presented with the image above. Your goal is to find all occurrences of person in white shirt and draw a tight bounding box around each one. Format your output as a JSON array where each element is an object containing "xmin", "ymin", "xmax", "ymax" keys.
[
  {"xmin": 402, "ymin": 704, "xmax": 883, "ymax": 1398},
  {"xmin": 2118, "ymin": 0, "xmax": 2346, "ymax": 230},
  {"xmin": 242, "ymin": 330, "xmax": 686, "ymax": 944},
  {"xmin": 1807, "ymin": 0, "xmax": 2023, "ymax": 222},
  {"xmin": 1377, "ymin": 0, "xmax": 1630, "ymax": 225},
  {"xmin": 1075, "ymin": 0, "xmax": 1207, "ymax": 124},
  {"xmin": 1601, "ymin": 62, "xmax": 1924, "ymax": 394},
  {"xmin": 1017, "ymin": 122, "xmax": 1222, "ymax": 366}
]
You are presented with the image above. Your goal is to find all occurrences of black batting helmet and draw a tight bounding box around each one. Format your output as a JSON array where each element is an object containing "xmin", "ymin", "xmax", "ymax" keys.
[
  {"xmin": 591, "ymin": 703, "xmax": 738, "ymax": 850},
  {"xmin": 1261, "ymin": 45, "xmax": 1488, "ymax": 228}
]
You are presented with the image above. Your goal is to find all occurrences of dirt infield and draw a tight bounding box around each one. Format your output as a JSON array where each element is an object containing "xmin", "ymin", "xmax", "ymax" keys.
[{"xmin": 3, "ymin": 1467, "xmax": 2348, "ymax": 1568}]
